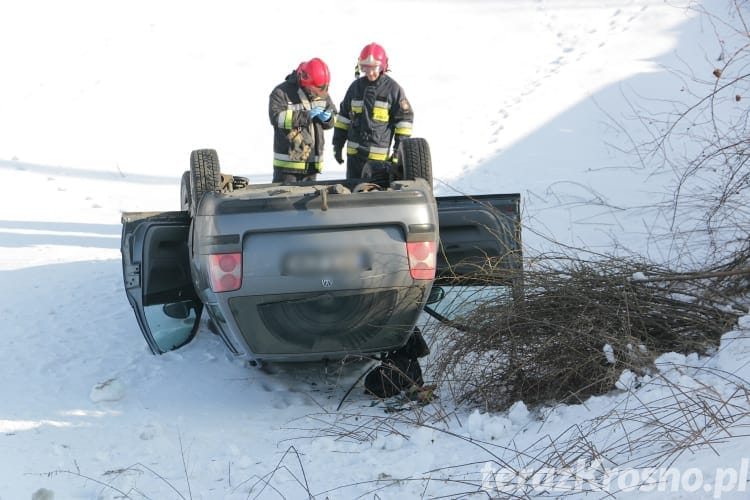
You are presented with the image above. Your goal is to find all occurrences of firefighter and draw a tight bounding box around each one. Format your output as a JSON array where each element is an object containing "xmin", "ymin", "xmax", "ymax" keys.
[
  {"xmin": 269, "ymin": 57, "xmax": 337, "ymax": 182},
  {"xmin": 332, "ymin": 43, "xmax": 414, "ymax": 179}
]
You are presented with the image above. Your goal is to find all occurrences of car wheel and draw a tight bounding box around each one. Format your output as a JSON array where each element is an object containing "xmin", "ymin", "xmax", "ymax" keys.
[
  {"xmin": 180, "ymin": 170, "xmax": 191, "ymax": 212},
  {"xmin": 397, "ymin": 138, "xmax": 433, "ymax": 188},
  {"xmin": 189, "ymin": 149, "xmax": 222, "ymax": 216}
]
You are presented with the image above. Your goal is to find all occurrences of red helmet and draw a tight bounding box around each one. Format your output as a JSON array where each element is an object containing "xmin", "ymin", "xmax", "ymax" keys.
[
  {"xmin": 358, "ymin": 42, "xmax": 388, "ymax": 73},
  {"xmin": 297, "ymin": 57, "xmax": 330, "ymax": 93}
]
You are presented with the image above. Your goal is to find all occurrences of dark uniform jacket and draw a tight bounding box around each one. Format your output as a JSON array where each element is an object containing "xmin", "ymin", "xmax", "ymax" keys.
[
  {"xmin": 269, "ymin": 71, "xmax": 336, "ymax": 175},
  {"xmin": 332, "ymin": 73, "xmax": 413, "ymax": 162}
]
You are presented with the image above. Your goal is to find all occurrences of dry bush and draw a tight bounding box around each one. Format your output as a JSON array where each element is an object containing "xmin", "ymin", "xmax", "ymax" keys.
[
  {"xmin": 421, "ymin": 367, "xmax": 750, "ymax": 498},
  {"xmin": 431, "ymin": 255, "xmax": 742, "ymax": 413},
  {"xmin": 273, "ymin": 363, "xmax": 750, "ymax": 498},
  {"xmin": 627, "ymin": 1, "xmax": 750, "ymax": 267}
]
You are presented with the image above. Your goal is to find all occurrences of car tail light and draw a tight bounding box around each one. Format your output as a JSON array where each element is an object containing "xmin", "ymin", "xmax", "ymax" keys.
[
  {"xmin": 208, "ymin": 253, "xmax": 242, "ymax": 292},
  {"xmin": 406, "ymin": 241, "xmax": 436, "ymax": 280}
]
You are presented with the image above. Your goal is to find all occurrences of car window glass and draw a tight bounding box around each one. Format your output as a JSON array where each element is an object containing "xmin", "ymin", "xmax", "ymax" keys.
[
  {"xmin": 426, "ymin": 285, "xmax": 511, "ymax": 324},
  {"xmin": 143, "ymin": 301, "xmax": 198, "ymax": 351}
]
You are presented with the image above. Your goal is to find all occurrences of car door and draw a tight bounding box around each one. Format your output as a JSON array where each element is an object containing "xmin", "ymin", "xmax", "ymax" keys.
[
  {"xmin": 428, "ymin": 193, "xmax": 522, "ymax": 324},
  {"xmin": 121, "ymin": 211, "xmax": 202, "ymax": 354}
]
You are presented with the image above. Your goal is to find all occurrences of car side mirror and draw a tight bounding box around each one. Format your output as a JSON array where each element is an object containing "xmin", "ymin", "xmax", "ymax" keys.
[
  {"xmin": 163, "ymin": 301, "xmax": 192, "ymax": 319},
  {"xmin": 426, "ymin": 286, "xmax": 445, "ymax": 304}
]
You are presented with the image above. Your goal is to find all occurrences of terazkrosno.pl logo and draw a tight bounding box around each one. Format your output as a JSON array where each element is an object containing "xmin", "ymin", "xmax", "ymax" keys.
[{"xmin": 481, "ymin": 458, "xmax": 749, "ymax": 499}]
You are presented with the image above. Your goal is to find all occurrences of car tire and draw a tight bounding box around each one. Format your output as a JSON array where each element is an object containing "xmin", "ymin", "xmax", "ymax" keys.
[
  {"xmin": 189, "ymin": 149, "xmax": 222, "ymax": 216},
  {"xmin": 180, "ymin": 170, "xmax": 192, "ymax": 212},
  {"xmin": 397, "ymin": 138, "xmax": 433, "ymax": 188}
]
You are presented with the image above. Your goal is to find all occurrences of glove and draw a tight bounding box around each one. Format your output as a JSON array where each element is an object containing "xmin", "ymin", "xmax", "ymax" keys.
[
  {"xmin": 388, "ymin": 148, "xmax": 399, "ymax": 164},
  {"xmin": 318, "ymin": 108, "xmax": 333, "ymax": 122},
  {"xmin": 334, "ymin": 147, "xmax": 344, "ymax": 164},
  {"xmin": 309, "ymin": 107, "xmax": 324, "ymax": 120}
]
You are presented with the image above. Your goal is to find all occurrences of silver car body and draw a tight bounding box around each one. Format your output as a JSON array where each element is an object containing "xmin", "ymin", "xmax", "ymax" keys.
[{"xmin": 121, "ymin": 177, "xmax": 521, "ymax": 362}]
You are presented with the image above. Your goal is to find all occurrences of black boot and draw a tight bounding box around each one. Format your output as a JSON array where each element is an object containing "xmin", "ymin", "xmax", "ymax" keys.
[
  {"xmin": 364, "ymin": 328, "xmax": 429, "ymax": 398},
  {"xmin": 404, "ymin": 326, "xmax": 430, "ymax": 359},
  {"xmin": 364, "ymin": 355, "xmax": 423, "ymax": 398}
]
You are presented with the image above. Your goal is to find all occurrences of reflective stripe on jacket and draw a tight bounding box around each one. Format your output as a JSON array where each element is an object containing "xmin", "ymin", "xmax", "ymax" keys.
[{"xmin": 333, "ymin": 74, "xmax": 413, "ymax": 159}]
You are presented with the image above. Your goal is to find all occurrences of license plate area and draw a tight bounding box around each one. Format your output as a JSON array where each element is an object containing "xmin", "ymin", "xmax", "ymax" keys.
[{"xmin": 282, "ymin": 249, "xmax": 372, "ymax": 276}]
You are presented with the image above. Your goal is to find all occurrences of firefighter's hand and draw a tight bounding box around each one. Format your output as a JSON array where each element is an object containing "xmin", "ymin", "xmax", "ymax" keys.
[
  {"xmin": 309, "ymin": 107, "xmax": 324, "ymax": 120},
  {"xmin": 334, "ymin": 147, "xmax": 344, "ymax": 164},
  {"xmin": 319, "ymin": 108, "xmax": 333, "ymax": 122},
  {"xmin": 390, "ymin": 145, "xmax": 399, "ymax": 164}
]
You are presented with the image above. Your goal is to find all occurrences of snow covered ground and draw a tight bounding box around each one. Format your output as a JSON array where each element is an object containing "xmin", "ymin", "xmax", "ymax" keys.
[{"xmin": 1, "ymin": 0, "xmax": 749, "ymax": 498}]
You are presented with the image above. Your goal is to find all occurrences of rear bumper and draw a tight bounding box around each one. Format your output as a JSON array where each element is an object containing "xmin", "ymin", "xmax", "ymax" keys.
[{"xmin": 213, "ymin": 285, "xmax": 428, "ymax": 361}]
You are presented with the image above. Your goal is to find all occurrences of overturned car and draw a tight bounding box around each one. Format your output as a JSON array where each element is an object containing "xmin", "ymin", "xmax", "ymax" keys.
[{"xmin": 120, "ymin": 138, "xmax": 521, "ymax": 368}]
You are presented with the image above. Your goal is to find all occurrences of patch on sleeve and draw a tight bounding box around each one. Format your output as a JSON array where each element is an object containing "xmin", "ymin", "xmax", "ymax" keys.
[{"xmin": 400, "ymin": 98, "xmax": 411, "ymax": 111}]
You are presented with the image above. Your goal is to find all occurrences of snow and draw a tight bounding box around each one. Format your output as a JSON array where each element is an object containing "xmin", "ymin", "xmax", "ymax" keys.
[{"xmin": 1, "ymin": 0, "xmax": 749, "ymax": 498}]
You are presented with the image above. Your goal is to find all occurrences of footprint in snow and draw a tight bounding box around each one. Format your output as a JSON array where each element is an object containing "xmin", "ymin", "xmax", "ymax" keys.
[
  {"xmin": 139, "ymin": 423, "xmax": 159, "ymax": 440},
  {"xmin": 32, "ymin": 489, "xmax": 55, "ymax": 500},
  {"xmin": 90, "ymin": 378, "xmax": 126, "ymax": 402}
]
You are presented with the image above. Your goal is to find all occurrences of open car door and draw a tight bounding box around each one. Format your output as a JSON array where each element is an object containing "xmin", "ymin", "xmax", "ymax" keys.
[
  {"xmin": 121, "ymin": 211, "xmax": 202, "ymax": 354},
  {"xmin": 427, "ymin": 193, "xmax": 522, "ymax": 325}
]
